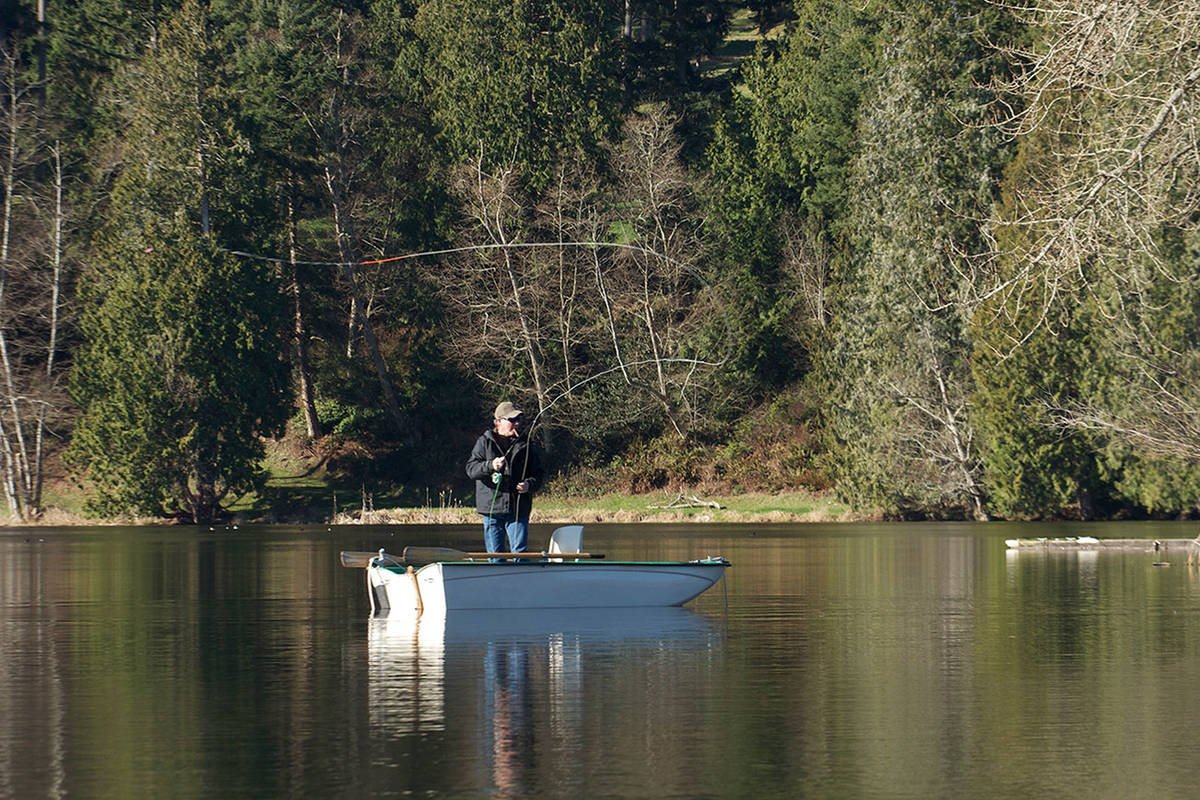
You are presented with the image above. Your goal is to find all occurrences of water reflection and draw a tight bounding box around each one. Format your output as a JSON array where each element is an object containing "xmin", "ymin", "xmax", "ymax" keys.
[
  {"xmin": 367, "ymin": 612, "xmax": 446, "ymax": 736},
  {"xmin": 8, "ymin": 524, "xmax": 1200, "ymax": 799},
  {"xmin": 367, "ymin": 607, "xmax": 723, "ymax": 796}
]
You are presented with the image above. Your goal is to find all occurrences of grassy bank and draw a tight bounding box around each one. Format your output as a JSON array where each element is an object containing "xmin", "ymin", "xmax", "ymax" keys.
[
  {"xmin": 335, "ymin": 489, "xmax": 864, "ymax": 526},
  {"xmin": 13, "ymin": 489, "xmax": 861, "ymax": 527}
]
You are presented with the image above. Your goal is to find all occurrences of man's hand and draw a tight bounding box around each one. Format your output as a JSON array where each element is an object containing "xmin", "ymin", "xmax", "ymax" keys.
[{"xmin": 491, "ymin": 456, "xmax": 505, "ymax": 471}]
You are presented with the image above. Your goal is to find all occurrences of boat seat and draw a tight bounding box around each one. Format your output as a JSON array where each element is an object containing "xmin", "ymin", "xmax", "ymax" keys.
[{"xmin": 547, "ymin": 525, "xmax": 584, "ymax": 562}]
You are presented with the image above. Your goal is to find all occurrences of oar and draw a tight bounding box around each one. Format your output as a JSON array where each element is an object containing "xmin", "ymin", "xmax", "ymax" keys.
[
  {"xmin": 337, "ymin": 547, "xmax": 463, "ymax": 568},
  {"xmin": 465, "ymin": 551, "xmax": 605, "ymax": 560},
  {"xmin": 402, "ymin": 546, "xmax": 605, "ymax": 565},
  {"xmin": 339, "ymin": 548, "xmax": 605, "ymax": 568},
  {"xmin": 401, "ymin": 546, "xmax": 473, "ymax": 565}
]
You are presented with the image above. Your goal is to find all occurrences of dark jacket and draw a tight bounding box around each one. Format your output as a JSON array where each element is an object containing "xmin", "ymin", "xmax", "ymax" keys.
[{"xmin": 466, "ymin": 429, "xmax": 543, "ymax": 517}]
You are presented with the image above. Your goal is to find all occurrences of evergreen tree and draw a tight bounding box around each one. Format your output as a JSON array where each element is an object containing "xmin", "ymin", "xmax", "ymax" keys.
[
  {"xmin": 1077, "ymin": 232, "xmax": 1200, "ymax": 515},
  {"xmin": 737, "ymin": 0, "xmax": 878, "ymax": 225},
  {"xmin": 39, "ymin": 0, "xmax": 181, "ymax": 164},
  {"xmin": 411, "ymin": 0, "xmax": 622, "ymax": 191},
  {"xmin": 702, "ymin": 1, "xmax": 879, "ymax": 400},
  {"xmin": 621, "ymin": 0, "xmax": 735, "ymax": 100},
  {"xmin": 69, "ymin": 225, "xmax": 289, "ymax": 522},
  {"xmin": 67, "ymin": 0, "xmax": 290, "ymax": 522},
  {"xmin": 977, "ymin": 2, "xmax": 1200, "ymax": 517}
]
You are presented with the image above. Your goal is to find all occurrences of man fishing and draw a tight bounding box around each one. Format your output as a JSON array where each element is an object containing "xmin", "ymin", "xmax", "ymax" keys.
[{"xmin": 466, "ymin": 401, "xmax": 544, "ymax": 557}]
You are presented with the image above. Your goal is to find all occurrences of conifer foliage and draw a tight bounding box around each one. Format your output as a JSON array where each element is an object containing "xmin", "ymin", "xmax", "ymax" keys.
[
  {"xmin": 69, "ymin": 227, "xmax": 289, "ymax": 522},
  {"xmin": 65, "ymin": 0, "xmax": 290, "ymax": 522}
]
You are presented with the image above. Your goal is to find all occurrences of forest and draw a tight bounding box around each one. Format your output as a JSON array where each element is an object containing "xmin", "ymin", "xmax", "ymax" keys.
[{"xmin": 0, "ymin": 0, "xmax": 1197, "ymax": 523}]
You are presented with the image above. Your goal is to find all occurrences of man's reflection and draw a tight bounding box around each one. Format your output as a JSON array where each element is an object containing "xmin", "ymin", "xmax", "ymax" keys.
[{"xmin": 485, "ymin": 642, "xmax": 534, "ymax": 796}]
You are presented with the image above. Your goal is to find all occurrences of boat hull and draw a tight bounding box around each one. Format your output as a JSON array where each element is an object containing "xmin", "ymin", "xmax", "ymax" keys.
[{"xmin": 368, "ymin": 560, "xmax": 727, "ymax": 612}]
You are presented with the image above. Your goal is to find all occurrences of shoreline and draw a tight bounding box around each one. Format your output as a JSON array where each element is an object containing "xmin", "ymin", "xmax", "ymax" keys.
[
  {"xmin": 329, "ymin": 489, "xmax": 866, "ymax": 525},
  {"xmin": 5, "ymin": 490, "xmax": 868, "ymax": 527},
  {"xmin": 336, "ymin": 507, "xmax": 868, "ymax": 526}
]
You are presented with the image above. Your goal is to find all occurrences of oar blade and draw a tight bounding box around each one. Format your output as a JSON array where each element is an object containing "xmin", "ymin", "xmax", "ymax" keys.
[
  {"xmin": 340, "ymin": 550, "xmax": 384, "ymax": 568},
  {"xmin": 400, "ymin": 546, "xmax": 472, "ymax": 566}
]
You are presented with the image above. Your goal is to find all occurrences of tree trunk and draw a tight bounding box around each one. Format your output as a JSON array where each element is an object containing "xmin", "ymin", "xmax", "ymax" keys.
[
  {"xmin": 193, "ymin": 62, "xmax": 210, "ymax": 235},
  {"xmin": 0, "ymin": 56, "xmax": 27, "ymax": 519},
  {"xmin": 925, "ymin": 331, "xmax": 988, "ymax": 521},
  {"xmin": 0, "ymin": 424, "xmax": 19, "ymax": 518},
  {"xmin": 287, "ymin": 194, "xmax": 321, "ymax": 439},
  {"xmin": 36, "ymin": 0, "xmax": 46, "ymax": 107},
  {"xmin": 30, "ymin": 142, "xmax": 64, "ymax": 517},
  {"xmin": 185, "ymin": 462, "xmax": 219, "ymax": 524},
  {"xmin": 345, "ymin": 292, "xmax": 360, "ymax": 358},
  {"xmin": 324, "ymin": 165, "xmax": 407, "ymax": 434},
  {"xmin": 318, "ymin": 15, "xmax": 405, "ymax": 434}
]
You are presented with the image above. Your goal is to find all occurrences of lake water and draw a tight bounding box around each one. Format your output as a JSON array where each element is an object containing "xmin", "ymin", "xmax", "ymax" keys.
[{"xmin": 3, "ymin": 521, "xmax": 1200, "ymax": 799}]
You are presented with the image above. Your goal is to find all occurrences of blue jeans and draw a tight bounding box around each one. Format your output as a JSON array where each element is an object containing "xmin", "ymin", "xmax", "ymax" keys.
[{"xmin": 482, "ymin": 513, "xmax": 529, "ymax": 558}]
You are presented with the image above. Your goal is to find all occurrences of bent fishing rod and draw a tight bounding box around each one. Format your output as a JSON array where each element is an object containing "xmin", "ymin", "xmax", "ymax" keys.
[{"xmin": 505, "ymin": 355, "xmax": 726, "ymax": 502}]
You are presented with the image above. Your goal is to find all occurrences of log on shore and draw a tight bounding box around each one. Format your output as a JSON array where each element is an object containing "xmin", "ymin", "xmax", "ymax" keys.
[{"xmin": 1005, "ymin": 538, "xmax": 1198, "ymax": 552}]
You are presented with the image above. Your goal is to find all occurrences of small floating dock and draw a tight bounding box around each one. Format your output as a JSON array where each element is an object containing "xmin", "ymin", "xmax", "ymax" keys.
[{"xmin": 1005, "ymin": 537, "xmax": 1197, "ymax": 552}]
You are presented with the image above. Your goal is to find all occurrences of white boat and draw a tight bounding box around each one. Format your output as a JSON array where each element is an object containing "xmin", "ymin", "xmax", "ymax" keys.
[{"xmin": 341, "ymin": 525, "xmax": 730, "ymax": 613}]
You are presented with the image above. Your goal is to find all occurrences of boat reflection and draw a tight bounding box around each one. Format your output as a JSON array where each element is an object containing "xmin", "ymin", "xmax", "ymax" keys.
[{"xmin": 367, "ymin": 607, "xmax": 723, "ymax": 794}]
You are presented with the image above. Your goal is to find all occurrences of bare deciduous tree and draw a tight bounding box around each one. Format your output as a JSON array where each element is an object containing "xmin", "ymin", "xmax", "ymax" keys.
[
  {"xmin": 438, "ymin": 109, "xmax": 721, "ymax": 440},
  {"xmin": 1044, "ymin": 317, "xmax": 1200, "ymax": 463},
  {"xmin": 982, "ymin": 1, "xmax": 1200, "ymax": 337},
  {"xmin": 0, "ymin": 50, "xmax": 68, "ymax": 521},
  {"xmin": 441, "ymin": 153, "xmax": 554, "ymax": 418},
  {"xmin": 603, "ymin": 109, "xmax": 711, "ymax": 436},
  {"xmin": 779, "ymin": 210, "xmax": 829, "ymax": 336},
  {"xmin": 983, "ymin": 1, "xmax": 1200, "ymax": 461},
  {"xmin": 887, "ymin": 324, "xmax": 989, "ymax": 520}
]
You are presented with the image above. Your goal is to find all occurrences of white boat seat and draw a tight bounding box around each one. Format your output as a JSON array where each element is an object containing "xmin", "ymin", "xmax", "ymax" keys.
[{"xmin": 547, "ymin": 525, "xmax": 584, "ymax": 561}]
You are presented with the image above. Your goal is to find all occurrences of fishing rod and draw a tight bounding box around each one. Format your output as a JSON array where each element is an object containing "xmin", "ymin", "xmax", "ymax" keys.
[
  {"xmin": 484, "ymin": 355, "xmax": 723, "ymax": 523},
  {"xmin": 522, "ymin": 356, "xmax": 724, "ymax": 435},
  {"xmin": 506, "ymin": 355, "xmax": 727, "ymax": 506}
]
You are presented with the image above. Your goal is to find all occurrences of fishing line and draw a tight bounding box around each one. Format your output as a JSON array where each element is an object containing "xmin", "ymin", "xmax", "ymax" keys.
[
  {"xmin": 228, "ymin": 240, "xmax": 721, "ymax": 537},
  {"xmin": 222, "ymin": 240, "xmax": 702, "ymax": 280},
  {"xmin": 227, "ymin": 238, "xmax": 717, "ymax": 490}
]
